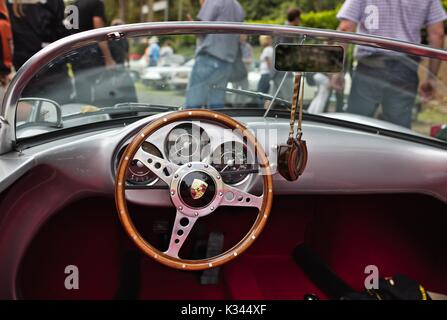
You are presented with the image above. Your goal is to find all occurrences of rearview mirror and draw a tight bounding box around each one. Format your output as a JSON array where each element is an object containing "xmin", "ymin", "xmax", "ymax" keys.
[
  {"xmin": 275, "ymin": 44, "xmax": 344, "ymax": 73},
  {"xmin": 16, "ymin": 98, "xmax": 62, "ymax": 128}
]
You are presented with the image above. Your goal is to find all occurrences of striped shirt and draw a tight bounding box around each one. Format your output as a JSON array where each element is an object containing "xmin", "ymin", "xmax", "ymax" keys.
[{"xmin": 337, "ymin": 0, "xmax": 447, "ymax": 57}]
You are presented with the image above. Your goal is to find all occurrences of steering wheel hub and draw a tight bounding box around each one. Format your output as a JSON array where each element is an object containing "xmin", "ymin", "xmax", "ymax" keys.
[
  {"xmin": 170, "ymin": 162, "xmax": 224, "ymax": 218},
  {"xmin": 179, "ymin": 172, "xmax": 216, "ymax": 208}
]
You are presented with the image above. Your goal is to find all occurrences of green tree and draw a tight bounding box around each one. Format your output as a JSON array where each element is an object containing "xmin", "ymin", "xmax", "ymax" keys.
[
  {"xmin": 103, "ymin": 0, "xmax": 199, "ymax": 23},
  {"xmin": 102, "ymin": 0, "xmax": 343, "ymax": 24},
  {"xmin": 238, "ymin": 0, "xmax": 341, "ymax": 20}
]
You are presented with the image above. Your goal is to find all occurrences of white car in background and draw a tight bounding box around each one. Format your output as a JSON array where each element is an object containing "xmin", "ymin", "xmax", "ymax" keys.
[
  {"xmin": 128, "ymin": 55, "xmax": 147, "ymax": 80},
  {"xmin": 129, "ymin": 54, "xmax": 185, "ymax": 81},
  {"xmin": 137, "ymin": 57, "xmax": 351, "ymax": 111},
  {"xmin": 141, "ymin": 58, "xmax": 192, "ymax": 90}
]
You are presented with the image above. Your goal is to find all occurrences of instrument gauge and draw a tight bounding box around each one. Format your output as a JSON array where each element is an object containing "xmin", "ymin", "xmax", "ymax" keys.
[
  {"xmin": 165, "ymin": 123, "xmax": 211, "ymax": 165},
  {"xmin": 125, "ymin": 142, "xmax": 163, "ymax": 185},
  {"xmin": 211, "ymin": 141, "xmax": 254, "ymax": 185}
]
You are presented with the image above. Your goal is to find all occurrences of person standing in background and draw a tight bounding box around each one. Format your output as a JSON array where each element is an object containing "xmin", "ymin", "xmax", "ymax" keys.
[
  {"xmin": 240, "ymin": 35, "xmax": 253, "ymax": 72},
  {"xmin": 72, "ymin": 0, "xmax": 116, "ymax": 104},
  {"xmin": 7, "ymin": 0, "xmax": 68, "ymax": 70},
  {"xmin": 287, "ymin": 7, "xmax": 301, "ymax": 26},
  {"xmin": 159, "ymin": 40, "xmax": 174, "ymax": 65},
  {"xmin": 332, "ymin": 0, "xmax": 447, "ymax": 128},
  {"xmin": 7, "ymin": 0, "xmax": 70, "ymax": 103},
  {"xmin": 306, "ymin": 73, "xmax": 332, "ymax": 114},
  {"xmin": 108, "ymin": 17, "xmax": 137, "ymax": 106},
  {"xmin": 145, "ymin": 36, "xmax": 160, "ymax": 66},
  {"xmin": 108, "ymin": 18, "xmax": 129, "ymax": 66},
  {"xmin": 257, "ymin": 35, "xmax": 273, "ymax": 107},
  {"xmin": 74, "ymin": 0, "xmax": 116, "ymax": 68},
  {"xmin": 231, "ymin": 34, "xmax": 253, "ymax": 105},
  {"xmin": 185, "ymin": 0, "xmax": 245, "ymax": 109},
  {"xmin": 0, "ymin": 0, "xmax": 12, "ymax": 90}
]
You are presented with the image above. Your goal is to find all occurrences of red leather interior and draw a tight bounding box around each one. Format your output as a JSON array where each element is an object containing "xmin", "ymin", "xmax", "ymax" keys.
[{"xmin": 19, "ymin": 194, "xmax": 447, "ymax": 300}]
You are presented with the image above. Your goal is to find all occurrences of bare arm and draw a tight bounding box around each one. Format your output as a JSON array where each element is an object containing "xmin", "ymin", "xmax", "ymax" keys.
[
  {"xmin": 427, "ymin": 21, "xmax": 445, "ymax": 78},
  {"xmin": 337, "ymin": 19, "xmax": 357, "ymax": 50},
  {"xmin": 93, "ymin": 16, "xmax": 116, "ymax": 67},
  {"xmin": 420, "ymin": 21, "xmax": 445, "ymax": 101},
  {"xmin": 338, "ymin": 19, "xmax": 357, "ymax": 33}
]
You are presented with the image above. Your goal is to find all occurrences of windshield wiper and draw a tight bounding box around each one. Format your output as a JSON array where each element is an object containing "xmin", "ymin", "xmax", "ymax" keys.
[
  {"xmin": 112, "ymin": 102, "xmax": 180, "ymax": 111},
  {"xmin": 63, "ymin": 103, "xmax": 180, "ymax": 120},
  {"xmin": 213, "ymin": 87, "xmax": 291, "ymax": 108}
]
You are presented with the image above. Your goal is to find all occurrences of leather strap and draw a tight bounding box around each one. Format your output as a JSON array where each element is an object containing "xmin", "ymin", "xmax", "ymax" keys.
[
  {"xmin": 288, "ymin": 73, "xmax": 305, "ymax": 141},
  {"xmin": 288, "ymin": 73, "xmax": 301, "ymax": 140},
  {"xmin": 297, "ymin": 75, "xmax": 305, "ymax": 139}
]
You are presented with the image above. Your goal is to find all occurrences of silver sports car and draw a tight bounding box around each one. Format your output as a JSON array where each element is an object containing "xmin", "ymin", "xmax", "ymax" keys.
[{"xmin": 0, "ymin": 22, "xmax": 446, "ymax": 301}]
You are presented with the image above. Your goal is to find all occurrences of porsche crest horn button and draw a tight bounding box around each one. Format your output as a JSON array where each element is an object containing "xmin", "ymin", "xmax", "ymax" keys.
[
  {"xmin": 179, "ymin": 171, "xmax": 217, "ymax": 209},
  {"xmin": 190, "ymin": 179, "xmax": 208, "ymax": 200}
]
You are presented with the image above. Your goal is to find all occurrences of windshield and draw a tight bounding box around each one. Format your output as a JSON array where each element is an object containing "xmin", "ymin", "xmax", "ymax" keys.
[{"xmin": 14, "ymin": 30, "xmax": 447, "ymax": 144}]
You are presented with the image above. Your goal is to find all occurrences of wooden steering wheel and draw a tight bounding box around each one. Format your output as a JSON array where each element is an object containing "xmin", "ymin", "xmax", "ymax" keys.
[{"xmin": 115, "ymin": 110, "xmax": 273, "ymax": 270}]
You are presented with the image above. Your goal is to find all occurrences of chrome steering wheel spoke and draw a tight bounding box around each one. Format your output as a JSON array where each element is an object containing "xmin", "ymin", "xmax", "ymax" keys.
[
  {"xmin": 164, "ymin": 211, "xmax": 198, "ymax": 258},
  {"xmin": 133, "ymin": 147, "xmax": 179, "ymax": 186},
  {"xmin": 220, "ymin": 184, "xmax": 263, "ymax": 210}
]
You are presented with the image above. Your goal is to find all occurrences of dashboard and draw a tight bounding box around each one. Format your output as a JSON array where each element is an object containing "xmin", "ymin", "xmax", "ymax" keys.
[
  {"xmin": 116, "ymin": 121, "xmax": 259, "ymax": 192},
  {"xmin": 1, "ymin": 113, "xmax": 447, "ymax": 206}
]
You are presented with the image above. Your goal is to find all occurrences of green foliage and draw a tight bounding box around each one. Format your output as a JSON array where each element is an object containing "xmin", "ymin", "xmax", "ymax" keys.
[
  {"xmin": 443, "ymin": 0, "xmax": 447, "ymax": 11},
  {"xmin": 246, "ymin": 18, "xmax": 283, "ymax": 25},
  {"xmin": 239, "ymin": 0, "xmax": 289, "ymax": 21},
  {"xmin": 103, "ymin": 0, "xmax": 199, "ymax": 23},
  {"xmin": 248, "ymin": 7, "xmax": 340, "ymax": 30},
  {"xmin": 174, "ymin": 34, "xmax": 196, "ymax": 47},
  {"xmin": 301, "ymin": 8, "xmax": 339, "ymax": 29},
  {"xmin": 101, "ymin": 0, "xmax": 343, "ymax": 25},
  {"xmin": 239, "ymin": 0, "xmax": 341, "ymax": 21},
  {"xmin": 103, "ymin": 0, "xmax": 118, "ymax": 23}
]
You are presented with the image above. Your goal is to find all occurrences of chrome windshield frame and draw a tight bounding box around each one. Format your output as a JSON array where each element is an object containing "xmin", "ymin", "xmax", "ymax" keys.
[{"xmin": 1, "ymin": 21, "xmax": 447, "ymax": 154}]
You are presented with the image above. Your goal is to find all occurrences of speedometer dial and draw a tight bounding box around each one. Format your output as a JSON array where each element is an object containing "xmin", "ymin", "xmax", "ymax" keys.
[
  {"xmin": 126, "ymin": 142, "xmax": 163, "ymax": 185},
  {"xmin": 165, "ymin": 123, "xmax": 210, "ymax": 165},
  {"xmin": 211, "ymin": 142, "xmax": 254, "ymax": 185}
]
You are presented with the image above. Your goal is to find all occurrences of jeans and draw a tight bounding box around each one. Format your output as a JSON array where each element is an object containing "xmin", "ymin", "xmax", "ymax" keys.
[
  {"xmin": 257, "ymin": 74, "xmax": 271, "ymax": 108},
  {"xmin": 185, "ymin": 54, "xmax": 233, "ymax": 109},
  {"xmin": 347, "ymin": 55, "xmax": 419, "ymax": 128}
]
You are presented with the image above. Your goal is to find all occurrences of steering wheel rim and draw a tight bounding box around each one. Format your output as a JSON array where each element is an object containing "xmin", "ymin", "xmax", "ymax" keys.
[{"xmin": 115, "ymin": 110, "xmax": 273, "ymax": 270}]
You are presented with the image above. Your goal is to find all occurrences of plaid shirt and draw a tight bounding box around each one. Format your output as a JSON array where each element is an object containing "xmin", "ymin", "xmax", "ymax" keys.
[{"xmin": 337, "ymin": 0, "xmax": 447, "ymax": 58}]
